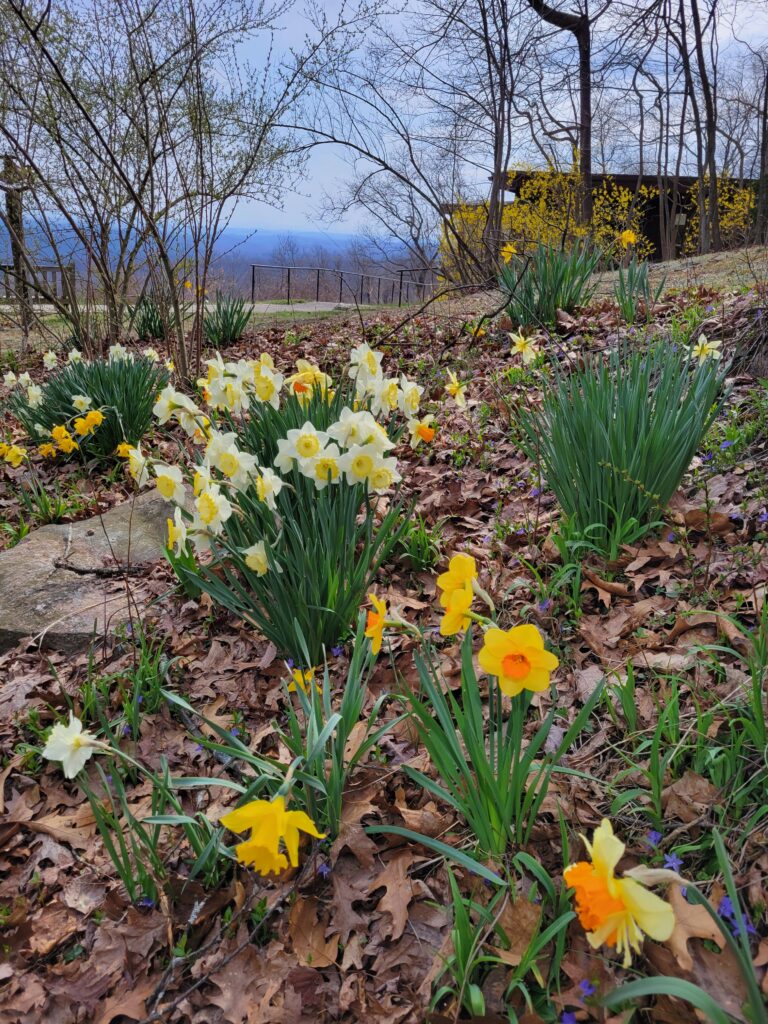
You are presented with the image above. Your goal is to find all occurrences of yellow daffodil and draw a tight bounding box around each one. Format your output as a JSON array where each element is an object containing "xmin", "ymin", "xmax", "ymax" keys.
[
  {"xmin": 439, "ymin": 587, "xmax": 474, "ymax": 636},
  {"xmin": 85, "ymin": 409, "xmax": 104, "ymax": 429},
  {"xmin": 437, "ymin": 553, "xmax": 477, "ymax": 607},
  {"xmin": 38, "ymin": 442, "xmax": 57, "ymax": 459},
  {"xmin": 510, "ymin": 332, "xmax": 539, "ymax": 365},
  {"xmin": 51, "ymin": 425, "xmax": 78, "ymax": 455},
  {"xmin": 288, "ymin": 667, "xmax": 318, "ymax": 695},
  {"xmin": 73, "ymin": 417, "xmax": 91, "ymax": 437},
  {"xmin": 220, "ymin": 795, "xmax": 324, "ymax": 876},
  {"xmin": 619, "ymin": 229, "xmax": 637, "ymax": 248},
  {"xmin": 564, "ymin": 819, "xmax": 675, "ymax": 967},
  {"xmin": 365, "ymin": 593, "xmax": 387, "ymax": 655},
  {"xmin": 115, "ymin": 442, "xmax": 132, "ymax": 458},
  {"xmin": 477, "ymin": 624, "xmax": 559, "ymax": 696},
  {"xmin": 3, "ymin": 444, "xmax": 27, "ymax": 468},
  {"xmin": 445, "ymin": 370, "xmax": 467, "ymax": 408},
  {"xmin": 690, "ymin": 334, "xmax": 722, "ymax": 362},
  {"xmin": 501, "ymin": 241, "xmax": 517, "ymax": 262}
]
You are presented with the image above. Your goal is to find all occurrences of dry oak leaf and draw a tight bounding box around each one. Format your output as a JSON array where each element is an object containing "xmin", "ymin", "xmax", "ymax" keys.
[
  {"xmin": 394, "ymin": 785, "xmax": 453, "ymax": 838},
  {"xmin": 489, "ymin": 898, "xmax": 542, "ymax": 966},
  {"xmin": 365, "ymin": 849, "xmax": 418, "ymax": 941},
  {"xmin": 289, "ymin": 895, "xmax": 339, "ymax": 969},
  {"xmin": 663, "ymin": 883, "xmax": 726, "ymax": 972},
  {"xmin": 662, "ymin": 770, "xmax": 719, "ymax": 823}
]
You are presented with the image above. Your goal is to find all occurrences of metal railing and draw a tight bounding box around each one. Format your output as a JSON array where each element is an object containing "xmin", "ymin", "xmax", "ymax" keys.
[{"xmin": 250, "ymin": 263, "xmax": 436, "ymax": 307}]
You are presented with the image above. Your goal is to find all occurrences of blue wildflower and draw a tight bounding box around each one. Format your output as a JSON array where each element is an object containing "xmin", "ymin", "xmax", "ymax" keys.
[
  {"xmin": 720, "ymin": 440, "xmax": 735, "ymax": 450},
  {"xmin": 645, "ymin": 830, "xmax": 662, "ymax": 848},
  {"xmin": 663, "ymin": 852, "xmax": 683, "ymax": 871},
  {"xmin": 579, "ymin": 979, "xmax": 597, "ymax": 998}
]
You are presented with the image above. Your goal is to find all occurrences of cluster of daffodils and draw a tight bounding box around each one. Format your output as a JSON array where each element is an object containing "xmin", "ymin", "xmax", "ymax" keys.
[
  {"xmin": 122, "ymin": 348, "xmax": 428, "ymax": 559},
  {"xmin": 3, "ymin": 369, "xmax": 42, "ymax": 410},
  {"xmin": 347, "ymin": 342, "xmax": 439, "ymax": 449},
  {"xmin": 42, "ymin": 405, "xmax": 105, "ymax": 458},
  {"xmin": 0, "ymin": 441, "xmax": 27, "ymax": 468}
]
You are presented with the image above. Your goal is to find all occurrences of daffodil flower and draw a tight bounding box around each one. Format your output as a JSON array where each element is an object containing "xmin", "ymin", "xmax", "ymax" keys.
[
  {"xmin": 564, "ymin": 819, "xmax": 675, "ymax": 967},
  {"xmin": 690, "ymin": 333, "xmax": 722, "ymax": 362},
  {"xmin": 445, "ymin": 370, "xmax": 467, "ymax": 408},
  {"xmin": 365, "ymin": 593, "xmax": 387, "ymax": 655},
  {"xmin": 220, "ymin": 795, "xmax": 325, "ymax": 876},
  {"xmin": 477, "ymin": 624, "xmax": 559, "ymax": 696},
  {"xmin": 42, "ymin": 713, "xmax": 106, "ymax": 779}
]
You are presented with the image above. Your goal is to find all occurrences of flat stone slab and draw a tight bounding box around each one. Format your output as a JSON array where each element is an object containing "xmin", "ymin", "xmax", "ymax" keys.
[{"xmin": 0, "ymin": 490, "xmax": 173, "ymax": 653}]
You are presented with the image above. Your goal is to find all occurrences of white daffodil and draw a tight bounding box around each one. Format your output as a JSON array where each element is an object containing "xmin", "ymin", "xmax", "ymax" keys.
[
  {"xmin": 67, "ymin": 349, "xmax": 83, "ymax": 364},
  {"xmin": 348, "ymin": 342, "xmax": 384, "ymax": 384},
  {"xmin": 43, "ymin": 350, "xmax": 58, "ymax": 370},
  {"xmin": 194, "ymin": 484, "xmax": 233, "ymax": 534},
  {"xmin": 126, "ymin": 444, "xmax": 151, "ymax": 488},
  {"xmin": 193, "ymin": 462, "xmax": 214, "ymax": 497},
  {"xmin": 369, "ymin": 457, "xmax": 401, "ymax": 493},
  {"xmin": 299, "ymin": 443, "xmax": 343, "ymax": 490},
  {"xmin": 17, "ymin": 371, "xmax": 31, "ymax": 387},
  {"xmin": 255, "ymin": 467, "xmax": 284, "ymax": 510},
  {"xmin": 407, "ymin": 415, "xmax": 436, "ymax": 449},
  {"xmin": 72, "ymin": 394, "xmax": 92, "ymax": 413},
  {"xmin": 3, "ymin": 371, "xmax": 17, "ymax": 388},
  {"xmin": 27, "ymin": 384, "xmax": 43, "ymax": 409},
  {"xmin": 242, "ymin": 539, "xmax": 281, "ymax": 576},
  {"xmin": 252, "ymin": 364, "xmax": 283, "ymax": 409},
  {"xmin": 143, "ymin": 347, "xmax": 160, "ymax": 362},
  {"xmin": 153, "ymin": 462, "xmax": 186, "ymax": 505},
  {"xmin": 338, "ymin": 443, "xmax": 380, "ymax": 486},
  {"xmin": 108, "ymin": 342, "xmax": 130, "ymax": 361},
  {"xmin": 42, "ymin": 713, "xmax": 103, "ymax": 779},
  {"xmin": 369, "ymin": 377, "xmax": 401, "ymax": 418},
  {"xmin": 166, "ymin": 506, "xmax": 188, "ymax": 555},
  {"xmin": 283, "ymin": 422, "xmax": 330, "ymax": 464},
  {"xmin": 398, "ymin": 376, "xmax": 423, "ymax": 417}
]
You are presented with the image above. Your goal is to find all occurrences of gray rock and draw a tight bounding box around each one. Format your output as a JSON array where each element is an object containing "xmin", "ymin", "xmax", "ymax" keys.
[{"xmin": 0, "ymin": 489, "xmax": 175, "ymax": 653}]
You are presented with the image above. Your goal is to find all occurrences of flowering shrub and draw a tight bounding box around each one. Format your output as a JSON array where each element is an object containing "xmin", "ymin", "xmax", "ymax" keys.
[
  {"xmin": 7, "ymin": 348, "xmax": 168, "ymax": 462},
  {"xmin": 132, "ymin": 343, "xmax": 423, "ymax": 665}
]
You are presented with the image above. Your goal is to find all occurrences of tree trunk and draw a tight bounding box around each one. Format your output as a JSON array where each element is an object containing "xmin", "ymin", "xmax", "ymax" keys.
[{"xmin": 3, "ymin": 155, "xmax": 32, "ymax": 350}]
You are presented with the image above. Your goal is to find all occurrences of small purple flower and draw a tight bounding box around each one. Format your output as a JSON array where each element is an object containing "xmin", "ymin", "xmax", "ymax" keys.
[
  {"xmin": 719, "ymin": 895, "xmax": 735, "ymax": 920},
  {"xmin": 331, "ymin": 645, "xmax": 344, "ymax": 658},
  {"xmin": 579, "ymin": 979, "xmax": 597, "ymax": 998},
  {"xmin": 317, "ymin": 862, "xmax": 332, "ymax": 879},
  {"xmin": 105, "ymin": 774, "xmax": 113, "ymax": 784},
  {"xmin": 562, "ymin": 1013, "xmax": 578, "ymax": 1024},
  {"xmin": 515, "ymin": 526, "xmax": 526, "ymax": 536},
  {"xmin": 702, "ymin": 452, "xmax": 714, "ymax": 462},
  {"xmin": 538, "ymin": 598, "xmax": 553, "ymax": 613},
  {"xmin": 136, "ymin": 695, "xmax": 143, "ymax": 704},
  {"xmin": 530, "ymin": 487, "xmax": 541, "ymax": 498},
  {"xmin": 663, "ymin": 852, "xmax": 683, "ymax": 871},
  {"xmin": 705, "ymin": 305, "xmax": 714, "ymax": 313},
  {"xmin": 136, "ymin": 896, "xmax": 155, "ymax": 909},
  {"xmin": 194, "ymin": 743, "xmax": 204, "ymax": 751},
  {"xmin": 286, "ymin": 658, "xmax": 295, "ymax": 669},
  {"xmin": 122, "ymin": 724, "xmax": 131, "ymax": 736},
  {"xmin": 230, "ymin": 727, "xmax": 240, "ymax": 737},
  {"xmin": 720, "ymin": 440, "xmax": 735, "ymax": 450},
  {"xmin": 667, "ymin": 531, "xmax": 676, "ymax": 542},
  {"xmin": 645, "ymin": 829, "xmax": 662, "ymax": 848},
  {"xmin": 758, "ymin": 510, "xmax": 768, "ymax": 524}
]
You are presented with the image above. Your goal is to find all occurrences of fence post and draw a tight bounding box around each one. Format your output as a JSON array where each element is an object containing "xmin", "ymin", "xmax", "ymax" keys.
[
  {"xmin": 377, "ymin": 277, "xmax": 381, "ymax": 304},
  {"xmin": 316, "ymin": 268, "xmax": 321, "ymax": 302},
  {"xmin": 398, "ymin": 270, "xmax": 404, "ymax": 307},
  {"xmin": 286, "ymin": 267, "xmax": 291, "ymax": 304},
  {"xmin": 251, "ymin": 265, "xmax": 255, "ymax": 303},
  {"xmin": 339, "ymin": 272, "xmax": 343, "ymax": 303}
]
